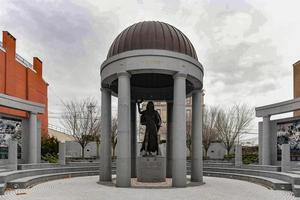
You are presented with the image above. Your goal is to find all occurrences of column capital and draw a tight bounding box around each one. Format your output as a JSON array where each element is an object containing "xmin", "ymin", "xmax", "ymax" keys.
[
  {"xmin": 101, "ymin": 88, "xmax": 111, "ymax": 94},
  {"xmin": 263, "ymin": 115, "xmax": 271, "ymax": 119},
  {"xmin": 192, "ymin": 89, "xmax": 203, "ymax": 95},
  {"xmin": 173, "ymin": 72, "xmax": 187, "ymax": 79},
  {"xmin": 117, "ymin": 71, "xmax": 131, "ymax": 78}
]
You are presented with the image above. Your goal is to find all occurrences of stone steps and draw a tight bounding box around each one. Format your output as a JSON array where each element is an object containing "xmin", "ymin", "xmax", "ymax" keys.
[
  {"xmin": 6, "ymin": 171, "xmax": 99, "ymax": 190},
  {"xmin": 0, "ymin": 166, "xmax": 99, "ymax": 183},
  {"xmin": 18, "ymin": 162, "xmax": 101, "ymax": 170},
  {"xmin": 1, "ymin": 170, "xmax": 293, "ymax": 195},
  {"xmin": 204, "ymin": 171, "xmax": 291, "ymax": 191},
  {"xmin": 203, "ymin": 167, "xmax": 299, "ymax": 183},
  {"xmin": 0, "ymin": 163, "xmax": 298, "ymax": 196}
]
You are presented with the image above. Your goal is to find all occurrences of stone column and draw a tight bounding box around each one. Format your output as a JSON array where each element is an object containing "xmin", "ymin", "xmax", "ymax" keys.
[
  {"xmin": 116, "ymin": 72, "xmax": 131, "ymax": 187},
  {"xmin": 281, "ymin": 143, "xmax": 291, "ymax": 172},
  {"xmin": 59, "ymin": 142, "xmax": 66, "ymax": 165},
  {"xmin": 100, "ymin": 88, "xmax": 112, "ymax": 182},
  {"xmin": 131, "ymin": 102, "xmax": 137, "ymax": 178},
  {"xmin": 166, "ymin": 102, "xmax": 173, "ymax": 178},
  {"xmin": 235, "ymin": 144, "xmax": 242, "ymax": 167},
  {"xmin": 21, "ymin": 118, "xmax": 29, "ymax": 163},
  {"xmin": 28, "ymin": 112, "xmax": 38, "ymax": 164},
  {"xmin": 8, "ymin": 139, "xmax": 18, "ymax": 170},
  {"xmin": 172, "ymin": 73, "xmax": 187, "ymax": 187},
  {"xmin": 262, "ymin": 115, "xmax": 271, "ymax": 165},
  {"xmin": 191, "ymin": 90, "xmax": 203, "ymax": 183}
]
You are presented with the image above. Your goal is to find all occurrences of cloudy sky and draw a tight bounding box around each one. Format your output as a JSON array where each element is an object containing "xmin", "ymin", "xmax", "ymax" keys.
[{"xmin": 0, "ymin": 0, "xmax": 300, "ymax": 133}]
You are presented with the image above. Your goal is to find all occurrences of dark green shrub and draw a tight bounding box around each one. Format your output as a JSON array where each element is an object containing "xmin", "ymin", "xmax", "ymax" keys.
[
  {"xmin": 42, "ymin": 153, "xmax": 58, "ymax": 163},
  {"xmin": 224, "ymin": 153, "xmax": 235, "ymax": 160},
  {"xmin": 41, "ymin": 136, "xmax": 59, "ymax": 162},
  {"xmin": 242, "ymin": 146, "xmax": 259, "ymax": 164},
  {"xmin": 242, "ymin": 153, "xmax": 258, "ymax": 164}
]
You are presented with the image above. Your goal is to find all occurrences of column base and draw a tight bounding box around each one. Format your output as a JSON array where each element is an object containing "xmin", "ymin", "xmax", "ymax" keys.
[{"xmin": 97, "ymin": 180, "xmax": 114, "ymax": 186}]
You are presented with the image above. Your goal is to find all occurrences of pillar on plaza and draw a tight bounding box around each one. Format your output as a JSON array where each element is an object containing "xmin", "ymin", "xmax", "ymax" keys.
[
  {"xmin": 21, "ymin": 118, "xmax": 29, "ymax": 163},
  {"xmin": 28, "ymin": 112, "xmax": 38, "ymax": 164},
  {"xmin": 191, "ymin": 90, "xmax": 203, "ymax": 182},
  {"xmin": 281, "ymin": 144, "xmax": 291, "ymax": 172},
  {"xmin": 8, "ymin": 139, "xmax": 18, "ymax": 170},
  {"xmin": 131, "ymin": 102, "xmax": 137, "ymax": 178},
  {"xmin": 262, "ymin": 115, "xmax": 271, "ymax": 165},
  {"xmin": 99, "ymin": 88, "xmax": 112, "ymax": 182},
  {"xmin": 116, "ymin": 72, "xmax": 131, "ymax": 187},
  {"xmin": 166, "ymin": 102, "xmax": 173, "ymax": 178},
  {"xmin": 59, "ymin": 142, "xmax": 66, "ymax": 165},
  {"xmin": 235, "ymin": 144, "xmax": 243, "ymax": 167},
  {"xmin": 172, "ymin": 73, "xmax": 187, "ymax": 187}
]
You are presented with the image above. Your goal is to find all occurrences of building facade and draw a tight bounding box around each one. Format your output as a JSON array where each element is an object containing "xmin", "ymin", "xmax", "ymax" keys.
[{"xmin": 0, "ymin": 31, "xmax": 48, "ymax": 136}]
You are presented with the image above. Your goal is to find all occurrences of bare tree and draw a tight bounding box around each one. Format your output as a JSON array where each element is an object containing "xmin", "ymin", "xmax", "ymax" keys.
[
  {"xmin": 203, "ymin": 106, "xmax": 219, "ymax": 157},
  {"xmin": 186, "ymin": 120, "xmax": 192, "ymax": 157},
  {"xmin": 111, "ymin": 117, "xmax": 118, "ymax": 159},
  {"xmin": 61, "ymin": 98, "xmax": 101, "ymax": 159},
  {"xmin": 216, "ymin": 104, "xmax": 254, "ymax": 155}
]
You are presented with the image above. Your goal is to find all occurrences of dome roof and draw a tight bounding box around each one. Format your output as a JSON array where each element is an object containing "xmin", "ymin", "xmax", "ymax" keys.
[{"xmin": 107, "ymin": 21, "xmax": 198, "ymax": 60}]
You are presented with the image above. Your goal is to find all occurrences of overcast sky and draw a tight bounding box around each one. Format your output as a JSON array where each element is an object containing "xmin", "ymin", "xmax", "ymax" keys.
[{"xmin": 0, "ymin": 0, "xmax": 300, "ymax": 133}]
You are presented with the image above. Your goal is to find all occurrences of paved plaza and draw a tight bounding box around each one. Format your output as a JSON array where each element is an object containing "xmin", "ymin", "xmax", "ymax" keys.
[{"xmin": 0, "ymin": 176, "xmax": 298, "ymax": 200}]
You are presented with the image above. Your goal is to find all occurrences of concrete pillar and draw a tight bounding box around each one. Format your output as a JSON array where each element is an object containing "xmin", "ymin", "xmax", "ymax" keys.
[
  {"xmin": 28, "ymin": 112, "xmax": 38, "ymax": 163},
  {"xmin": 59, "ymin": 142, "xmax": 66, "ymax": 165},
  {"xmin": 99, "ymin": 88, "xmax": 112, "ymax": 182},
  {"xmin": 281, "ymin": 144, "xmax": 291, "ymax": 172},
  {"xmin": 258, "ymin": 121, "xmax": 263, "ymax": 165},
  {"xmin": 131, "ymin": 102, "xmax": 136, "ymax": 178},
  {"xmin": 8, "ymin": 139, "xmax": 18, "ymax": 170},
  {"xmin": 116, "ymin": 72, "xmax": 131, "ymax": 187},
  {"xmin": 172, "ymin": 73, "xmax": 187, "ymax": 187},
  {"xmin": 37, "ymin": 121, "xmax": 41, "ymax": 163},
  {"xmin": 21, "ymin": 118, "xmax": 29, "ymax": 163},
  {"xmin": 262, "ymin": 115, "xmax": 271, "ymax": 165},
  {"xmin": 235, "ymin": 144, "xmax": 242, "ymax": 167},
  {"xmin": 191, "ymin": 90, "xmax": 203, "ymax": 182},
  {"xmin": 166, "ymin": 102, "xmax": 173, "ymax": 178}
]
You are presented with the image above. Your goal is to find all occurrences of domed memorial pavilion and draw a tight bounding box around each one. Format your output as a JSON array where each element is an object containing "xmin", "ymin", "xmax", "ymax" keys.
[{"xmin": 99, "ymin": 21, "xmax": 204, "ymax": 187}]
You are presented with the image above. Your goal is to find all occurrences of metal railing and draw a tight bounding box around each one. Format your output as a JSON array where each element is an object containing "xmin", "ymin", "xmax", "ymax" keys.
[
  {"xmin": 0, "ymin": 40, "xmax": 34, "ymax": 69},
  {"xmin": 48, "ymin": 123, "xmax": 72, "ymax": 135},
  {"xmin": 15, "ymin": 53, "xmax": 33, "ymax": 69},
  {"xmin": 0, "ymin": 41, "xmax": 5, "ymax": 52}
]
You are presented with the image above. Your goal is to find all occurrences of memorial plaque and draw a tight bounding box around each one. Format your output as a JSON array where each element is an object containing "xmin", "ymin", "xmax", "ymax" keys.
[{"xmin": 137, "ymin": 156, "xmax": 166, "ymax": 182}]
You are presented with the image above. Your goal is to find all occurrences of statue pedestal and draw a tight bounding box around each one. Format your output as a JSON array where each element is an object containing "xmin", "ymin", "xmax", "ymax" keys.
[{"xmin": 137, "ymin": 156, "xmax": 166, "ymax": 182}]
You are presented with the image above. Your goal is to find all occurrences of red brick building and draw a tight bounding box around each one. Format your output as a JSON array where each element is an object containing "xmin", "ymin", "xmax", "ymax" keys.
[{"xmin": 0, "ymin": 31, "xmax": 48, "ymax": 136}]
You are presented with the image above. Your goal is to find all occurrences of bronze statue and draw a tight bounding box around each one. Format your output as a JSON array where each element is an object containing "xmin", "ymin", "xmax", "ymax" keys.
[{"xmin": 137, "ymin": 100, "xmax": 161, "ymax": 156}]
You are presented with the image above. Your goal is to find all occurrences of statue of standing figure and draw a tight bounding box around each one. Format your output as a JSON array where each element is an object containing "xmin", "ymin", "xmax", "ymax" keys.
[{"xmin": 137, "ymin": 100, "xmax": 162, "ymax": 156}]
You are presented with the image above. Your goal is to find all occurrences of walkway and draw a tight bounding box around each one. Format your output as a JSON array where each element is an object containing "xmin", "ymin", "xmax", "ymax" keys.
[{"xmin": 1, "ymin": 176, "xmax": 298, "ymax": 200}]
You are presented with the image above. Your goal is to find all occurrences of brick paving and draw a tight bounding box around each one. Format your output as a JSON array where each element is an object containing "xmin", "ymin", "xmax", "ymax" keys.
[{"xmin": 1, "ymin": 176, "xmax": 299, "ymax": 200}]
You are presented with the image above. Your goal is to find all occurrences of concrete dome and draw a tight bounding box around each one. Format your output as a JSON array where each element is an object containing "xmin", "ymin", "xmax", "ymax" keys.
[{"xmin": 107, "ymin": 21, "xmax": 198, "ymax": 60}]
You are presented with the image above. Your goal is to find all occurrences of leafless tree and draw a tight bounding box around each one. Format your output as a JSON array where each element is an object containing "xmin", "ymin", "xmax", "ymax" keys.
[
  {"xmin": 61, "ymin": 98, "xmax": 101, "ymax": 159},
  {"xmin": 111, "ymin": 117, "xmax": 118, "ymax": 159},
  {"xmin": 186, "ymin": 120, "xmax": 192, "ymax": 157},
  {"xmin": 203, "ymin": 106, "xmax": 220, "ymax": 157},
  {"xmin": 216, "ymin": 104, "xmax": 254, "ymax": 155}
]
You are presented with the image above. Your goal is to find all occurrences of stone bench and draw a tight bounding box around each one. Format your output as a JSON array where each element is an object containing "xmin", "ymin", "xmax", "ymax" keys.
[
  {"xmin": 241, "ymin": 165, "xmax": 281, "ymax": 172},
  {"xmin": 0, "ymin": 166, "xmax": 99, "ymax": 184},
  {"xmin": 203, "ymin": 167, "xmax": 300, "ymax": 183},
  {"xmin": 203, "ymin": 171, "xmax": 292, "ymax": 191},
  {"xmin": 18, "ymin": 162, "xmax": 102, "ymax": 170},
  {"xmin": 6, "ymin": 171, "xmax": 99, "ymax": 190}
]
